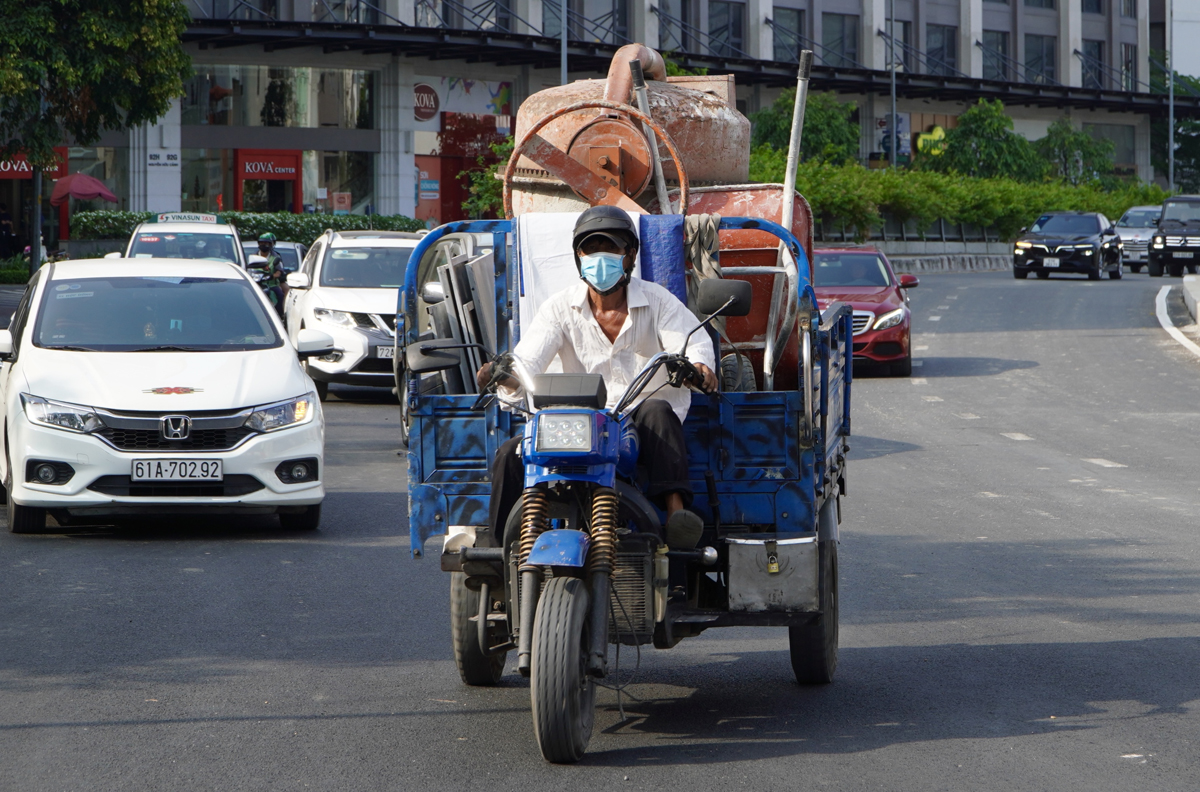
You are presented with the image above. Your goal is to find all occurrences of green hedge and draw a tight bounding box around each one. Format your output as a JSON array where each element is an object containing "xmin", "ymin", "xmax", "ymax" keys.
[
  {"xmin": 749, "ymin": 146, "xmax": 1170, "ymax": 240},
  {"xmin": 71, "ymin": 211, "xmax": 425, "ymax": 246}
]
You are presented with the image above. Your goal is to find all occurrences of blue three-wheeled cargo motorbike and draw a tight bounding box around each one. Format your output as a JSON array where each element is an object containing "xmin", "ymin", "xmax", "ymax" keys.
[{"xmin": 399, "ymin": 212, "xmax": 852, "ymax": 763}]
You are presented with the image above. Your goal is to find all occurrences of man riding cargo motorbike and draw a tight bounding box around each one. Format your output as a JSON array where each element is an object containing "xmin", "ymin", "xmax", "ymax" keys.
[{"xmin": 476, "ymin": 206, "xmax": 717, "ymax": 551}]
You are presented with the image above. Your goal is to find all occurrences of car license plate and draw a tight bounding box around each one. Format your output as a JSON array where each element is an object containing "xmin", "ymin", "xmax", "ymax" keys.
[
  {"xmin": 376, "ymin": 346, "xmax": 394, "ymax": 359},
  {"xmin": 131, "ymin": 459, "xmax": 223, "ymax": 481},
  {"xmin": 1043, "ymin": 257, "xmax": 1059, "ymax": 267},
  {"xmin": 1175, "ymin": 252, "xmax": 1194, "ymax": 259}
]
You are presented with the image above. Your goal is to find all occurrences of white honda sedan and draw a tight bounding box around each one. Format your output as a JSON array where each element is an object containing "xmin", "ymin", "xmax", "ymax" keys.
[{"xmin": 0, "ymin": 258, "xmax": 335, "ymax": 533}]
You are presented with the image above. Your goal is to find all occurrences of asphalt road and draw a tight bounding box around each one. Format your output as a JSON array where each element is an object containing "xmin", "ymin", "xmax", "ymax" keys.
[{"xmin": 3, "ymin": 271, "xmax": 1200, "ymax": 790}]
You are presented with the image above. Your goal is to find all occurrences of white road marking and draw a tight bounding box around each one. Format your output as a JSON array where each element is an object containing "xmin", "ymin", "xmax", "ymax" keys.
[
  {"xmin": 980, "ymin": 492, "xmax": 1001, "ymax": 498},
  {"xmin": 915, "ymin": 345, "xmax": 929, "ymax": 351},
  {"xmin": 1154, "ymin": 285, "xmax": 1200, "ymax": 360},
  {"xmin": 946, "ymin": 295, "xmax": 958, "ymax": 300},
  {"xmin": 912, "ymin": 360, "xmax": 924, "ymax": 367},
  {"xmin": 1001, "ymin": 432, "xmax": 1034, "ymax": 441},
  {"xmin": 1084, "ymin": 458, "xmax": 1127, "ymax": 468},
  {"xmin": 911, "ymin": 377, "xmax": 928, "ymax": 385},
  {"xmin": 937, "ymin": 305, "xmax": 950, "ymax": 309},
  {"xmin": 929, "ymin": 315, "xmax": 942, "ymax": 321},
  {"xmin": 955, "ymin": 413, "xmax": 980, "ymax": 419},
  {"xmin": 922, "ymin": 395, "xmax": 943, "ymax": 402}
]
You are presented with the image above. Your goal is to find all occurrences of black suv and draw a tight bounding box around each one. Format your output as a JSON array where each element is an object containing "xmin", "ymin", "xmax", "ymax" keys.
[
  {"xmin": 1013, "ymin": 212, "xmax": 1123, "ymax": 281},
  {"xmin": 1149, "ymin": 196, "xmax": 1200, "ymax": 277}
]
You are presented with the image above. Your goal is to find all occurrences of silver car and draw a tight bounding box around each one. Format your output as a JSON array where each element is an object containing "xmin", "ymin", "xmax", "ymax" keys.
[{"xmin": 1116, "ymin": 205, "xmax": 1161, "ymax": 273}]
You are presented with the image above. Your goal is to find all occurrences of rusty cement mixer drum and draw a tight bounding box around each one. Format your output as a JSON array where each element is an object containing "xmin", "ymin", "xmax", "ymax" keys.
[{"xmin": 510, "ymin": 52, "xmax": 750, "ymax": 215}]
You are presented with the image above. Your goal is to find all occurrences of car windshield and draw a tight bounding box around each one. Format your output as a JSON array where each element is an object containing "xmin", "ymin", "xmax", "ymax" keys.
[
  {"xmin": 130, "ymin": 232, "xmax": 240, "ymax": 264},
  {"xmin": 244, "ymin": 245, "xmax": 301, "ymax": 272},
  {"xmin": 812, "ymin": 253, "xmax": 891, "ymax": 287},
  {"xmin": 1161, "ymin": 202, "xmax": 1200, "ymax": 223},
  {"xmin": 1029, "ymin": 215, "xmax": 1100, "ymax": 235},
  {"xmin": 33, "ymin": 276, "xmax": 282, "ymax": 352},
  {"xmin": 1117, "ymin": 209, "xmax": 1160, "ymax": 228},
  {"xmin": 320, "ymin": 247, "xmax": 411, "ymax": 288}
]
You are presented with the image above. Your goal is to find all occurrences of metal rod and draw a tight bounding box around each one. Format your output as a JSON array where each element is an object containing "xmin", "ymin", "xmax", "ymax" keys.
[
  {"xmin": 30, "ymin": 167, "xmax": 41, "ymax": 276},
  {"xmin": 560, "ymin": 0, "xmax": 568, "ymax": 86},
  {"xmin": 1169, "ymin": 0, "xmax": 1175, "ymax": 192},
  {"xmin": 630, "ymin": 60, "xmax": 673, "ymax": 214},
  {"xmin": 888, "ymin": 0, "xmax": 896, "ymax": 169},
  {"xmin": 781, "ymin": 50, "xmax": 812, "ymax": 232}
]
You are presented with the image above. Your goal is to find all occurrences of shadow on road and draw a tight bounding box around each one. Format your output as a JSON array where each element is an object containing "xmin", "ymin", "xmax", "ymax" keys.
[
  {"xmin": 847, "ymin": 435, "xmax": 922, "ymax": 460},
  {"xmin": 917, "ymin": 356, "xmax": 1038, "ymax": 378}
]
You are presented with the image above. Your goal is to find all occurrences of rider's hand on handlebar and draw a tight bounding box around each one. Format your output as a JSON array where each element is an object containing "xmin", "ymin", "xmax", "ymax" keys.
[
  {"xmin": 694, "ymin": 363, "xmax": 718, "ymax": 394},
  {"xmin": 476, "ymin": 358, "xmax": 518, "ymax": 392}
]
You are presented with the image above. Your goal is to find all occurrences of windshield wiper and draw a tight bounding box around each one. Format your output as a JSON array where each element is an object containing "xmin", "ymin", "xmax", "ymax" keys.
[
  {"xmin": 127, "ymin": 345, "xmax": 208, "ymax": 352},
  {"xmin": 43, "ymin": 344, "xmax": 99, "ymax": 352}
]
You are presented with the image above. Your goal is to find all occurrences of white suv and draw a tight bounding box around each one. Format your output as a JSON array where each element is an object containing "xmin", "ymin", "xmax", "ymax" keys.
[{"xmin": 284, "ymin": 230, "xmax": 421, "ymax": 400}]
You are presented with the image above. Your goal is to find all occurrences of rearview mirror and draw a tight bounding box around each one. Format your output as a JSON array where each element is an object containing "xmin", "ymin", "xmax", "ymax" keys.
[
  {"xmin": 696, "ymin": 278, "xmax": 753, "ymax": 317},
  {"xmin": 104, "ymin": 251, "xmax": 121, "ymax": 259},
  {"xmin": 286, "ymin": 272, "xmax": 311, "ymax": 289},
  {"xmin": 296, "ymin": 328, "xmax": 337, "ymax": 359},
  {"xmin": 406, "ymin": 338, "xmax": 465, "ymax": 374},
  {"xmin": 0, "ymin": 329, "xmax": 12, "ymax": 358},
  {"xmin": 898, "ymin": 274, "xmax": 919, "ymax": 288},
  {"xmin": 421, "ymin": 281, "xmax": 446, "ymax": 304},
  {"xmin": 247, "ymin": 254, "xmax": 268, "ymax": 267}
]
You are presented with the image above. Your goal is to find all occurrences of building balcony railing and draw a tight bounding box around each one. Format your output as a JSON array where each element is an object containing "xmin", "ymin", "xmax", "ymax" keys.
[
  {"xmin": 877, "ymin": 29, "xmax": 965, "ymax": 79},
  {"xmin": 652, "ymin": 4, "xmax": 750, "ymax": 60},
  {"xmin": 768, "ymin": 18, "xmax": 862, "ymax": 69},
  {"xmin": 974, "ymin": 40, "xmax": 1060, "ymax": 87},
  {"xmin": 189, "ymin": 0, "xmax": 279, "ymax": 20}
]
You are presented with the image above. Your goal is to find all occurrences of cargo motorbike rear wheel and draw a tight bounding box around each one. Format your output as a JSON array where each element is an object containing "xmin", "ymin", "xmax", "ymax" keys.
[
  {"xmin": 450, "ymin": 572, "xmax": 507, "ymax": 686},
  {"xmin": 531, "ymin": 576, "xmax": 595, "ymax": 763},
  {"xmin": 788, "ymin": 540, "xmax": 838, "ymax": 684}
]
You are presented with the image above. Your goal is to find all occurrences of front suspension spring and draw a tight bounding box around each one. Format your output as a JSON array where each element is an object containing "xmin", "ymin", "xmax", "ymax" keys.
[
  {"xmin": 517, "ymin": 487, "xmax": 548, "ymax": 571},
  {"xmin": 587, "ymin": 487, "xmax": 618, "ymax": 576}
]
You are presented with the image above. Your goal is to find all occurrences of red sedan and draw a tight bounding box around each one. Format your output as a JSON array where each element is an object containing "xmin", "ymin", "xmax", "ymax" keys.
[{"xmin": 813, "ymin": 247, "xmax": 918, "ymax": 376}]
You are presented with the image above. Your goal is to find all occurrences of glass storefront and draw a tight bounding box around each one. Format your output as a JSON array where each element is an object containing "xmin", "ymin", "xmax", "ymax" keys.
[
  {"xmin": 181, "ymin": 149, "xmax": 375, "ymax": 214},
  {"xmin": 181, "ymin": 66, "xmax": 375, "ymax": 129}
]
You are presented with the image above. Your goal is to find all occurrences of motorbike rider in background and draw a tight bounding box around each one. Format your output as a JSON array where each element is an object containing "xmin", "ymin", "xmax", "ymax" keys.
[{"xmin": 255, "ymin": 232, "xmax": 286, "ymax": 316}]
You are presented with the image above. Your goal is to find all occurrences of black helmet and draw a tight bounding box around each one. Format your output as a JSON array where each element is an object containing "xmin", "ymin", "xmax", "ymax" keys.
[{"xmin": 572, "ymin": 206, "xmax": 639, "ymax": 258}]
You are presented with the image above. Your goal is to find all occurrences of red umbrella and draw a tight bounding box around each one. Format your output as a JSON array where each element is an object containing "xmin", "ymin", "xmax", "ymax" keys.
[{"xmin": 50, "ymin": 173, "xmax": 118, "ymax": 206}]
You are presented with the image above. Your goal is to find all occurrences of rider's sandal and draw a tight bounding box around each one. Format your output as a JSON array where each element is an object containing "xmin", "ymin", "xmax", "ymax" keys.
[{"xmin": 665, "ymin": 509, "xmax": 704, "ymax": 549}]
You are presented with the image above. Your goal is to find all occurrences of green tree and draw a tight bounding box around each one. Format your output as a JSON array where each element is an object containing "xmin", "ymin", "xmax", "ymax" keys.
[
  {"xmin": 0, "ymin": 0, "xmax": 192, "ymax": 166},
  {"xmin": 917, "ymin": 99, "xmax": 1045, "ymax": 182},
  {"xmin": 461, "ymin": 136, "xmax": 513, "ymax": 219},
  {"xmin": 1035, "ymin": 119, "xmax": 1114, "ymax": 186},
  {"xmin": 750, "ymin": 90, "xmax": 860, "ymax": 164}
]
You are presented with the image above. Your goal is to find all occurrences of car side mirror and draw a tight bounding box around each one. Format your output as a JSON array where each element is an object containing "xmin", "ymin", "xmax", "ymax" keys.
[
  {"xmin": 1108, "ymin": 226, "xmax": 1117, "ymax": 235},
  {"xmin": 296, "ymin": 328, "xmax": 337, "ymax": 359},
  {"xmin": 0, "ymin": 329, "xmax": 12, "ymax": 358},
  {"xmin": 1018, "ymin": 227, "xmax": 1027, "ymax": 235},
  {"xmin": 697, "ymin": 278, "xmax": 753, "ymax": 317},
  {"xmin": 286, "ymin": 272, "xmax": 311, "ymax": 289},
  {"xmin": 406, "ymin": 338, "xmax": 465, "ymax": 374},
  {"xmin": 104, "ymin": 251, "xmax": 121, "ymax": 259},
  {"xmin": 247, "ymin": 254, "xmax": 268, "ymax": 267},
  {"xmin": 898, "ymin": 274, "xmax": 919, "ymax": 288},
  {"xmin": 421, "ymin": 281, "xmax": 446, "ymax": 304}
]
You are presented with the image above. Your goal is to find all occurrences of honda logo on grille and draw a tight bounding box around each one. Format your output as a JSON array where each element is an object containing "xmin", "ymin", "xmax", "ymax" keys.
[{"xmin": 161, "ymin": 415, "xmax": 192, "ymax": 440}]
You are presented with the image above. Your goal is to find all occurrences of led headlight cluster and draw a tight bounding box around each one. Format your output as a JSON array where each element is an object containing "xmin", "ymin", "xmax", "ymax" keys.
[
  {"xmin": 21, "ymin": 394, "xmax": 104, "ymax": 433},
  {"xmin": 873, "ymin": 308, "xmax": 906, "ymax": 331},
  {"xmin": 536, "ymin": 413, "xmax": 593, "ymax": 452},
  {"xmin": 313, "ymin": 308, "xmax": 355, "ymax": 327},
  {"xmin": 245, "ymin": 393, "xmax": 317, "ymax": 433},
  {"xmin": 1153, "ymin": 236, "xmax": 1165, "ymax": 250}
]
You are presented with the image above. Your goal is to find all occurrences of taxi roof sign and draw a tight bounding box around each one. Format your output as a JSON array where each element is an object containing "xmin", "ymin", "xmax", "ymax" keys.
[{"xmin": 155, "ymin": 212, "xmax": 220, "ymax": 224}]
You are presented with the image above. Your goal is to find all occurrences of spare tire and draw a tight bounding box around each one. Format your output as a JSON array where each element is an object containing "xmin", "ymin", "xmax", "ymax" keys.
[{"xmin": 720, "ymin": 354, "xmax": 757, "ymax": 392}]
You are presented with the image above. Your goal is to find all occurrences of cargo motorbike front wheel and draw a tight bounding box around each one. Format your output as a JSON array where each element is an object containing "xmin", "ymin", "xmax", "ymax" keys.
[
  {"xmin": 788, "ymin": 540, "xmax": 838, "ymax": 684},
  {"xmin": 531, "ymin": 576, "xmax": 595, "ymax": 763}
]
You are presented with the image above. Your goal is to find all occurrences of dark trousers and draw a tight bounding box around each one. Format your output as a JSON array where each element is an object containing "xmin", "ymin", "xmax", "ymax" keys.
[{"xmin": 487, "ymin": 398, "xmax": 692, "ymax": 542}]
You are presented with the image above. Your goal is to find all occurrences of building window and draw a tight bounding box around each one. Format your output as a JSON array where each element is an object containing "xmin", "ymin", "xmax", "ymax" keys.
[
  {"xmin": 1121, "ymin": 0, "xmax": 1136, "ymax": 17},
  {"xmin": 181, "ymin": 66, "xmax": 376, "ymax": 129},
  {"xmin": 710, "ymin": 1, "xmax": 746, "ymax": 56},
  {"xmin": 821, "ymin": 13, "xmax": 860, "ymax": 67},
  {"xmin": 984, "ymin": 0, "xmax": 1007, "ymax": 4},
  {"xmin": 1082, "ymin": 0, "xmax": 1102, "ymax": 13},
  {"xmin": 658, "ymin": 0, "xmax": 695, "ymax": 53},
  {"xmin": 1121, "ymin": 43, "xmax": 1137, "ymax": 91},
  {"xmin": 982, "ymin": 30, "xmax": 1009, "ymax": 81},
  {"xmin": 773, "ymin": 7, "xmax": 805, "ymax": 62},
  {"xmin": 1082, "ymin": 39, "xmax": 1104, "ymax": 89},
  {"xmin": 926, "ymin": 24, "xmax": 957, "ymax": 76},
  {"xmin": 1024, "ymin": 0, "xmax": 1054, "ymax": 8},
  {"xmin": 1025, "ymin": 34, "xmax": 1057, "ymax": 84},
  {"xmin": 543, "ymin": 0, "xmax": 584, "ymax": 40}
]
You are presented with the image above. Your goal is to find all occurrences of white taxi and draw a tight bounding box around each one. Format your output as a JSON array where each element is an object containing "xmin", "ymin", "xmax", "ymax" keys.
[
  {"xmin": 110, "ymin": 212, "xmax": 251, "ymax": 268},
  {"xmin": 0, "ymin": 257, "xmax": 336, "ymax": 533}
]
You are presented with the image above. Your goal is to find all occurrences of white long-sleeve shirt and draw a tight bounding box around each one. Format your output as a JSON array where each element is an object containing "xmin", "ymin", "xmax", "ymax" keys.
[{"xmin": 509, "ymin": 278, "xmax": 715, "ymax": 423}]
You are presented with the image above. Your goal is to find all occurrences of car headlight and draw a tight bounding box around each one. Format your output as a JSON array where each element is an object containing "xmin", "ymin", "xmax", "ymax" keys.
[
  {"xmin": 1153, "ymin": 236, "xmax": 1165, "ymax": 249},
  {"xmin": 536, "ymin": 413, "xmax": 593, "ymax": 452},
  {"xmin": 245, "ymin": 393, "xmax": 317, "ymax": 433},
  {"xmin": 1014, "ymin": 248, "xmax": 1025, "ymax": 255},
  {"xmin": 314, "ymin": 308, "xmax": 355, "ymax": 328},
  {"xmin": 873, "ymin": 308, "xmax": 906, "ymax": 331},
  {"xmin": 1015, "ymin": 241, "xmax": 1032, "ymax": 249},
  {"xmin": 21, "ymin": 394, "xmax": 104, "ymax": 433}
]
